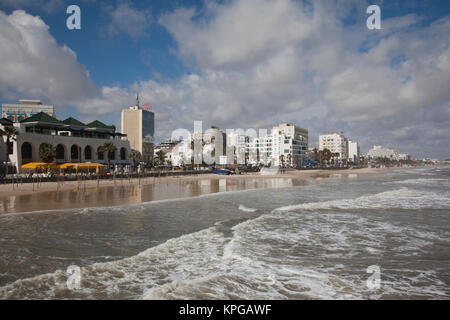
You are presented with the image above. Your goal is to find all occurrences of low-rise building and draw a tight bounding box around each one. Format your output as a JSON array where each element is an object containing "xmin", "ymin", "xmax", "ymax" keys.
[
  {"xmin": 1, "ymin": 112, "xmax": 132, "ymax": 173},
  {"xmin": 367, "ymin": 145, "xmax": 398, "ymax": 160}
]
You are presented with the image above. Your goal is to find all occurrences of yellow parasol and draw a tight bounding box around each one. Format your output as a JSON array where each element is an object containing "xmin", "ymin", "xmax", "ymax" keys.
[
  {"xmin": 21, "ymin": 162, "xmax": 59, "ymax": 170},
  {"xmin": 58, "ymin": 162, "xmax": 106, "ymax": 173}
]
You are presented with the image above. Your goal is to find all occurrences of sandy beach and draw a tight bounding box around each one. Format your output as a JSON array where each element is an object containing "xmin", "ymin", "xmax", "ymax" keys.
[{"xmin": 0, "ymin": 167, "xmax": 393, "ymax": 214}]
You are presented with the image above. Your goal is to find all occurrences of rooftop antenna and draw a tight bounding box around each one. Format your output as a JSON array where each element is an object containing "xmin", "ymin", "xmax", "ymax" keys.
[{"xmin": 136, "ymin": 93, "xmax": 140, "ymax": 107}]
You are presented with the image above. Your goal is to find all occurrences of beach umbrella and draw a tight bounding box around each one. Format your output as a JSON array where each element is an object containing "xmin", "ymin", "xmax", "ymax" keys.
[
  {"xmin": 58, "ymin": 163, "xmax": 76, "ymax": 169},
  {"xmin": 21, "ymin": 162, "xmax": 58, "ymax": 170}
]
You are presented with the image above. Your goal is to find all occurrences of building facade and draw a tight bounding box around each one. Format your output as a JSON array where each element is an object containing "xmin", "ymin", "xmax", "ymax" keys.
[
  {"xmin": 347, "ymin": 140, "xmax": 360, "ymax": 164},
  {"xmin": 319, "ymin": 132, "xmax": 348, "ymax": 160},
  {"xmin": 1, "ymin": 112, "xmax": 131, "ymax": 173},
  {"xmin": 121, "ymin": 102, "xmax": 155, "ymax": 166},
  {"xmin": 272, "ymin": 124, "xmax": 309, "ymax": 167},
  {"xmin": 2, "ymin": 100, "xmax": 55, "ymax": 123}
]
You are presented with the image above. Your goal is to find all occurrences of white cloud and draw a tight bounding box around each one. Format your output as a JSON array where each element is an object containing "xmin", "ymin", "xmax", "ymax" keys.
[
  {"xmin": 155, "ymin": 0, "xmax": 450, "ymax": 157},
  {"xmin": 1, "ymin": 2, "xmax": 449, "ymax": 158},
  {"xmin": 159, "ymin": 0, "xmax": 314, "ymax": 69},
  {"xmin": 0, "ymin": 0, "xmax": 64, "ymax": 13},
  {"xmin": 0, "ymin": 10, "xmax": 98, "ymax": 104},
  {"xmin": 104, "ymin": 1, "xmax": 151, "ymax": 39}
]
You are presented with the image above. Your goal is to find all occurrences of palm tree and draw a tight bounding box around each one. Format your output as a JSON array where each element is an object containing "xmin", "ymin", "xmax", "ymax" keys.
[
  {"xmin": 129, "ymin": 151, "xmax": 141, "ymax": 172},
  {"xmin": 312, "ymin": 148, "xmax": 319, "ymax": 162},
  {"xmin": 0, "ymin": 126, "xmax": 18, "ymax": 155},
  {"xmin": 99, "ymin": 142, "xmax": 117, "ymax": 169},
  {"xmin": 321, "ymin": 148, "xmax": 332, "ymax": 163},
  {"xmin": 39, "ymin": 143, "xmax": 55, "ymax": 163},
  {"xmin": 155, "ymin": 149, "xmax": 166, "ymax": 165}
]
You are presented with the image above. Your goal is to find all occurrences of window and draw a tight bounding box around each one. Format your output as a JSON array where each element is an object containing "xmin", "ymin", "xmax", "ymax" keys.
[
  {"xmin": 97, "ymin": 147, "xmax": 104, "ymax": 160},
  {"xmin": 84, "ymin": 146, "xmax": 92, "ymax": 160},
  {"xmin": 71, "ymin": 145, "xmax": 79, "ymax": 162},
  {"xmin": 56, "ymin": 144, "xmax": 65, "ymax": 160}
]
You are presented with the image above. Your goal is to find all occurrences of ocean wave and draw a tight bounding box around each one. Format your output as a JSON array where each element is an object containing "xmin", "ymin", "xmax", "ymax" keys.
[
  {"xmin": 385, "ymin": 178, "xmax": 450, "ymax": 187},
  {"xmin": 238, "ymin": 205, "xmax": 257, "ymax": 212},
  {"xmin": 1, "ymin": 181, "xmax": 449, "ymax": 300},
  {"xmin": 274, "ymin": 187, "xmax": 450, "ymax": 212}
]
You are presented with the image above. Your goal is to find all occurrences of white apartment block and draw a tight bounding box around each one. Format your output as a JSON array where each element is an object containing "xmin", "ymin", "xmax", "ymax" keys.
[
  {"xmin": 272, "ymin": 124, "xmax": 308, "ymax": 167},
  {"xmin": 367, "ymin": 145, "xmax": 410, "ymax": 161},
  {"xmin": 246, "ymin": 134, "xmax": 273, "ymax": 165},
  {"xmin": 227, "ymin": 132, "xmax": 248, "ymax": 164},
  {"xmin": 319, "ymin": 132, "xmax": 348, "ymax": 160},
  {"xmin": 168, "ymin": 123, "xmax": 308, "ymax": 168},
  {"xmin": 347, "ymin": 140, "xmax": 360, "ymax": 164},
  {"xmin": 169, "ymin": 139, "xmax": 192, "ymax": 167},
  {"xmin": 2, "ymin": 100, "xmax": 55, "ymax": 123}
]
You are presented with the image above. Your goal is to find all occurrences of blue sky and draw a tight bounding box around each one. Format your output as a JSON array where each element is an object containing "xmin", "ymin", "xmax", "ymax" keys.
[{"xmin": 0, "ymin": 0, "xmax": 449, "ymax": 158}]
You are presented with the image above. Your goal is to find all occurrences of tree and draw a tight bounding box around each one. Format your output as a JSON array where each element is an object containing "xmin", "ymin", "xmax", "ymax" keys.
[
  {"xmin": 312, "ymin": 148, "xmax": 319, "ymax": 162},
  {"xmin": 155, "ymin": 149, "xmax": 166, "ymax": 166},
  {"xmin": 129, "ymin": 151, "xmax": 141, "ymax": 172},
  {"xmin": 99, "ymin": 142, "xmax": 117, "ymax": 168},
  {"xmin": 320, "ymin": 148, "xmax": 332, "ymax": 164},
  {"xmin": 0, "ymin": 126, "xmax": 18, "ymax": 155},
  {"xmin": 39, "ymin": 143, "xmax": 55, "ymax": 163}
]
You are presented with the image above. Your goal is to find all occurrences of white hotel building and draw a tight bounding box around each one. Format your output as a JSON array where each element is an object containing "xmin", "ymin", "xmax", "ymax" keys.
[{"xmin": 319, "ymin": 132, "xmax": 348, "ymax": 160}]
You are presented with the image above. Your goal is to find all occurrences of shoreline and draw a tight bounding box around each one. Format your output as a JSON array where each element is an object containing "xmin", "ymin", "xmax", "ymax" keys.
[
  {"xmin": 0, "ymin": 167, "xmax": 393, "ymax": 198},
  {"xmin": 0, "ymin": 167, "xmax": 395, "ymax": 214}
]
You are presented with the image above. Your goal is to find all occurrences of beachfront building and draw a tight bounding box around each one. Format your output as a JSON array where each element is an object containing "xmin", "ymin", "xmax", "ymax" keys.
[
  {"xmin": 398, "ymin": 153, "xmax": 412, "ymax": 161},
  {"xmin": 367, "ymin": 145, "xmax": 398, "ymax": 160},
  {"xmin": 203, "ymin": 126, "xmax": 226, "ymax": 165},
  {"xmin": 2, "ymin": 100, "xmax": 55, "ymax": 123},
  {"xmin": 319, "ymin": 132, "xmax": 348, "ymax": 161},
  {"xmin": 0, "ymin": 118, "xmax": 14, "ymax": 165},
  {"xmin": 272, "ymin": 123, "xmax": 309, "ymax": 167},
  {"xmin": 2, "ymin": 112, "xmax": 132, "ymax": 173},
  {"xmin": 154, "ymin": 139, "xmax": 180, "ymax": 165},
  {"xmin": 367, "ymin": 145, "xmax": 410, "ymax": 161},
  {"xmin": 227, "ymin": 132, "xmax": 248, "ymax": 164},
  {"xmin": 348, "ymin": 140, "xmax": 360, "ymax": 164},
  {"xmin": 169, "ymin": 139, "xmax": 192, "ymax": 167},
  {"xmin": 121, "ymin": 97, "xmax": 155, "ymax": 166},
  {"xmin": 246, "ymin": 134, "xmax": 273, "ymax": 166}
]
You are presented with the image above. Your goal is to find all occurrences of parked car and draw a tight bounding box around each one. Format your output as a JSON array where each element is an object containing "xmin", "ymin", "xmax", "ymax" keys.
[{"xmin": 213, "ymin": 168, "xmax": 233, "ymax": 175}]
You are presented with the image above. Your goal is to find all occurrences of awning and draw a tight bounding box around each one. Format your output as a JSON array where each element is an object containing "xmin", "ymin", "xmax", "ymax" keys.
[
  {"xmin": 58, "ymin": 163, "xmax": 107, "ymax": 170},
  {"xmin": 21, "ymin": 162, "xmax": 60, "ymax": 170},
  {"xmin": 69, "ymin": 163, "xmax": 106, "ymax": 170}
]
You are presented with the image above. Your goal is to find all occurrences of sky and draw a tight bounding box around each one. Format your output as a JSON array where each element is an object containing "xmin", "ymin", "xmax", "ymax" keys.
[{"xmin": 0, "ymin": 0, "xmax": 449, "ymax": 159}]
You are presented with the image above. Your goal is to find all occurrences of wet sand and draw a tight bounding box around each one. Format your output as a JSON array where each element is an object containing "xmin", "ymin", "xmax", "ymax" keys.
[{"xmin": 0, "ymin": 168, "xmax": 392, "ymax": 214}]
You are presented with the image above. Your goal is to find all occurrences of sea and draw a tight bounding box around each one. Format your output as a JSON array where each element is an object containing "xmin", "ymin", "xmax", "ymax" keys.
[{"xmin": 0, "ymin": 166, "xmax": 449, "ymax": 299}]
